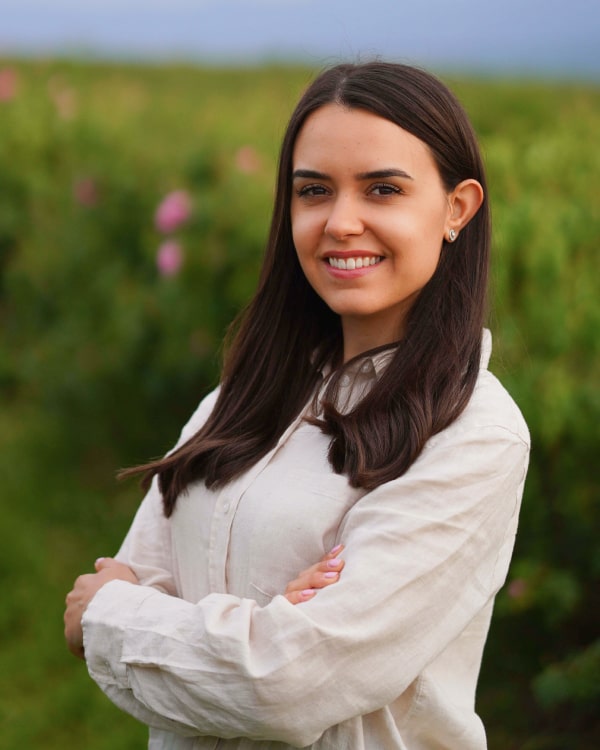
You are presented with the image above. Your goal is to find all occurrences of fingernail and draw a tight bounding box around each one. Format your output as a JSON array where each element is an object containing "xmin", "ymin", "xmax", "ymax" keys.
[
  {"xmin": 330, "ymin": 544, "xmax": 343, "ymax": 555},
  {"xmin": 95, "ymin": 557, "xmax": 105, "ymax": 565},
  {"xmin": 324, "ymin": 571, "xmax": 338, "ymax": 579},
  {"xmin": 327, "ymin": 558, "xmax": 342, "ymax": 568},
  {"xmin": 301, "ymin": 589, "xmax": 316, "ymax": 598}
]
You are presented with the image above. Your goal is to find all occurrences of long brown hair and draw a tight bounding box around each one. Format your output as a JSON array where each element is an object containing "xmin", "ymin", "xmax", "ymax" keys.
[{"xmin": 131, "ymin": 62, "xmax": 491, "ymax": 517}]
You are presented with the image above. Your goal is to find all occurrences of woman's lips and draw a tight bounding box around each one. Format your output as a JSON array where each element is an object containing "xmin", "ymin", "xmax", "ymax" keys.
[{"xmin": 323, "ymin": 254, "xmax": 384, "ymax": 278}]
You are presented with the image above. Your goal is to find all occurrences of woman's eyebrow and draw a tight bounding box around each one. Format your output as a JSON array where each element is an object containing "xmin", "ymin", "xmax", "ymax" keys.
[
  {"xmin": 292, "ymin": 168, "xmax": 414, "ymax": 180},
  {"xmin": 356, "ymin": 168, "xmax": 414, "ymax": 180},
  {"xmin": 292, "ymin": 169, "xmax": 328, "ymax": 180}
]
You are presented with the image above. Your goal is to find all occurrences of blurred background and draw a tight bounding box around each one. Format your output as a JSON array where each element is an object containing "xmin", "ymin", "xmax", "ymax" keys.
[{"xmin": 0, "ymin": 1, "xmax": 598, "ymax": 748}]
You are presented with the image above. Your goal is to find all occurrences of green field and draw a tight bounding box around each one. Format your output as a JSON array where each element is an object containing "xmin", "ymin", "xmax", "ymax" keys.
[{"xmin": 0, "ymin": 59, "xmax": 598, "ymax": 749}]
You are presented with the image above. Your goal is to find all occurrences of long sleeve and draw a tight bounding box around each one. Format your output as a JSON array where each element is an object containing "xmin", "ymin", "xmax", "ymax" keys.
[
  {"xmin": 114, "ymin": 387, "xmax": 220, "ymax": 593},
  {"xmin": 82, "ymin": 381, "xmax": 529, "ymax": 748}
]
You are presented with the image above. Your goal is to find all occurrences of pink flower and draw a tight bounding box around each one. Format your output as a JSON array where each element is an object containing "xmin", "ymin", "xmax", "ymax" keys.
[
  {"xmin": 73, "ymin": 177, "xmax": 99, "ymax": 207},
  {"xmin": 0, "ymin": 68, "xmax": 18, "ymax": 102},
  {"xmin": 156, "ymin": 240, "xmax": 184, "ymax": 277},
  {"xmin": 234, "ymin": 145, "xmax": 261, "ymax": 174},
  {"xmin": 507, "ymin": 578, "xmax": 527, "ymax": 600},
  {"xmin": 154, "ymin": 190, "xmax": 192, "ymax": 234}
]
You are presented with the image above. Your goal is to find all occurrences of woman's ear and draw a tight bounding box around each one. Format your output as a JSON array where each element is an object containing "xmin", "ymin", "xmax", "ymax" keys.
[{"xmin": 445, "ymin": 179, "xmax": 484, "ymax": 241}]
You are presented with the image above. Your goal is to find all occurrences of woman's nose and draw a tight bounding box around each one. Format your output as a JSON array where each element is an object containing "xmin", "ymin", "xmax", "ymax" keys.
[{"xmin": 324, "ymin": 195, "xmax": 365, "ymax": 240}]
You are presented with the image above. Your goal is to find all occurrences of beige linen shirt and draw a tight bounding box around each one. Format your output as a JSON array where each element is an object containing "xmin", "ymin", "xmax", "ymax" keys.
[{"xmin": 82, "ymin": 330, "xmax": 529, "ymax": 750}]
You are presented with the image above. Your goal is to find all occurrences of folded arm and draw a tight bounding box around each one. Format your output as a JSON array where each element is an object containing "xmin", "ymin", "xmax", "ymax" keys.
[{"xmin": 81, "ymin": 422, "xmax": 529, "ymax": 746}]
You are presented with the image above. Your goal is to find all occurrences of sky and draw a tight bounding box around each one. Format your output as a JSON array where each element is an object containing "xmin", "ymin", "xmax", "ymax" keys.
[{"xmin": 2, "ymin": 0, "xmax": 599, "ymax": 79}]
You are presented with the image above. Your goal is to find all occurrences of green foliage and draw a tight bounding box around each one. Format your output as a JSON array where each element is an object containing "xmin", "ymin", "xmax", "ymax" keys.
[
  {"xmin": 533, "ymin": 639, "xmax": 600, "ymax": 710},
  {"xmin": 0, "ymin": 59, "xmax": 598, "ymax": 749},
  {"xmin": 0, "ymin": 61, "xmax": 313, "ymax": 466}
]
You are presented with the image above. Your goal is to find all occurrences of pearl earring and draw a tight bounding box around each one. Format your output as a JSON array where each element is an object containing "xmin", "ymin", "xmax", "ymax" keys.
[{"xmin": 448, "ymin": 229, "xmax": 457, "ymax": 242}]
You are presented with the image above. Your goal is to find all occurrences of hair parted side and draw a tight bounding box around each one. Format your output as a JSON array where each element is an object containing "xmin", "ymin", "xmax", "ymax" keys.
[{"xmin": 125, "ymin": 62, "xmax": 491, "ymax": 516}]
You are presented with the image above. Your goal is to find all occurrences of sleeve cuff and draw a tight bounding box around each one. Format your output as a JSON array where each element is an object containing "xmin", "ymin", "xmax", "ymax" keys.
[{"xmin": 82, "ymin": 579, "xmax": 163, "ymax": 689}]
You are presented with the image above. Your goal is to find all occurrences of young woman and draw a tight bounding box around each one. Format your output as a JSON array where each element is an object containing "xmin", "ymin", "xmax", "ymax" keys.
[{"xmin": 65, "ymin": 62, "xmax": 529, "ymax": 749}]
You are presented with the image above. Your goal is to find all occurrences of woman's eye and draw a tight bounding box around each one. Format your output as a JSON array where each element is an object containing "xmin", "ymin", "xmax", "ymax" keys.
[
  {"xmin": 296, "ymin": 184, "xmax": 329, "ymax": 198},
  {"xmin": 370, "ymin": 182, "xmax": 402, "ymax": 196}
]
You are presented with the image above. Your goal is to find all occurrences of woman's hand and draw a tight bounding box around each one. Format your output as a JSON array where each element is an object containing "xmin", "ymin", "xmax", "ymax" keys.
[
  {"xmin": 64, "ymin": 557, "xmax": 139, "ymax": 659},
  {"xmin": 284, "ymin": 545, "xmax": 345, "ymax": 604}
]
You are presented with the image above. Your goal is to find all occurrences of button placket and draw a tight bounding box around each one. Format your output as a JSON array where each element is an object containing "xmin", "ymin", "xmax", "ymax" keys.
[
  {"xmin": 207, "ymin": 489, "xmax": 238, "ymax": 593},
  {"xmin": 210, "ymin": 410, "xmax": 307, "ymax": 594},
  {"xmin": 206, "ymin": 399, "xmax": 318, "ymax": 599}
]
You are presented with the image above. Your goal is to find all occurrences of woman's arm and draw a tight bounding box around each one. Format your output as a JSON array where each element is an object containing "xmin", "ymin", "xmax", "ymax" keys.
[
  {"xmin": 80, "ymin": 415, "xmax": 529, "ymax": 747},
  {"xmin": 65, "ymin": 546, "xmax": 346, "ymax": 658}
]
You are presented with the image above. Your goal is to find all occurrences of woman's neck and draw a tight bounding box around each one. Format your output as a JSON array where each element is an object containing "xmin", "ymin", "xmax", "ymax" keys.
[{"xmin": 341, "ymin": 315, "xmax": 404, "ymax": 363}]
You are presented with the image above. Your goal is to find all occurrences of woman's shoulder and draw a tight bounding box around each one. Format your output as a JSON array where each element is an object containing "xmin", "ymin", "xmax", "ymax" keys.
[
  {"xmin": 427, "ymin": 328, "xmax": 529, "ymax": 452},
  {"xmin": 417, "ymin": 368, "xmax": 529, "ymax": 481},
  {"xmin": 452, "ymin": 328, "xmax": 529, "ymax": 446},
  {"xmin": 466, "ymin": 367, "xmax": 530, "ymax": 446},
  {"xmin": 174, "ymin": 384, "xmax": 222, "ymax": 449}
]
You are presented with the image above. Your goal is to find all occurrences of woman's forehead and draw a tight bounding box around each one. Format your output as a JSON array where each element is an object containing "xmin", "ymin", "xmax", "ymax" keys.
[{"xmin": 292, "ymin": 104, "xmax": 434, "ymax": 175}]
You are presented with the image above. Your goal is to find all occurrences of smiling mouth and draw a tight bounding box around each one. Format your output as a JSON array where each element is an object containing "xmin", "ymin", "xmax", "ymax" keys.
[{"xmin": 326, "ymin": 256, "xmax": 383, "ymax": 270}]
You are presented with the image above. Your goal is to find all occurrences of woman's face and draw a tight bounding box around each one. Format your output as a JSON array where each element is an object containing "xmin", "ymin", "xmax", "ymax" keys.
[{"xmin": 290, "ymin": 103, "xmax": 454, "ymax": 354}]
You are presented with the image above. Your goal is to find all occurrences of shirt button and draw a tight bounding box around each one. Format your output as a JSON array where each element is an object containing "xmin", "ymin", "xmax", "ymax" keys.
[
  {"xmin": 361, "ymin": 361, "xmax": 372, "ymax": 373},
  {"xmin": 223, "ymin": 502, "xmax": 230, "ymax": 514},
  {"xmin": 341, "ymin": 375, "xmax": 350, "ymax": 386}
]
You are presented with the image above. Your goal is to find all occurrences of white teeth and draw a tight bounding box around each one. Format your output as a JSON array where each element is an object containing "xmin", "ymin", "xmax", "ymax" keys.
[{"xmin": 327, "ymin": 256, "xmax": 381, "ymax": 270}]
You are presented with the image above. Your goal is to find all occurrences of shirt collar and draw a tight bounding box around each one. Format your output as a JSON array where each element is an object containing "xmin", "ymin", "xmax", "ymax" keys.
[
  {"xmin": 319, "ymin": 328, "xmax": 492, "ymax": 381},
  {"xmin": 367, "ymin": 329, "xmax": 493, "ymax": 372}
]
